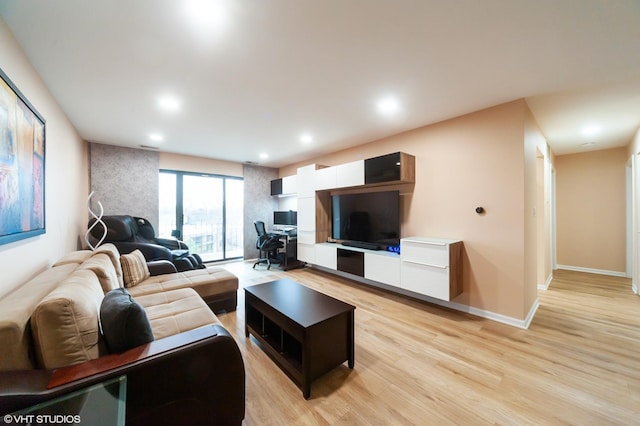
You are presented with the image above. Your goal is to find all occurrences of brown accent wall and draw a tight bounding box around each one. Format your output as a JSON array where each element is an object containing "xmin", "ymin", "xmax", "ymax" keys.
[
  {"xmin": 281, "ymin": 100, "xmax": 539, "ymax": 320},
  {"xmin": 556, "ymin": 147, "xmax": 627, "ymax": 273}
]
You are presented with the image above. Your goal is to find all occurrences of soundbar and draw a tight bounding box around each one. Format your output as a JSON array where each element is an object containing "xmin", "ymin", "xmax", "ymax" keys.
[{"xmin": 341, "ymin": 240, "xmax": 382, "ymax": 251}]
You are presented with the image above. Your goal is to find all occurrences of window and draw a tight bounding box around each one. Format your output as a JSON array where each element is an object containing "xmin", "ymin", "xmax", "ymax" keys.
[{"xmin": 159, "ymin": 170, "xmax": 243, "ymax": 262}]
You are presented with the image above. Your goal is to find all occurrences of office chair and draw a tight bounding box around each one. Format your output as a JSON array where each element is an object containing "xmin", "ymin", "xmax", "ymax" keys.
[{"xmin": 253, "ymin": 220, "xmax": 284, "ymax": 270}]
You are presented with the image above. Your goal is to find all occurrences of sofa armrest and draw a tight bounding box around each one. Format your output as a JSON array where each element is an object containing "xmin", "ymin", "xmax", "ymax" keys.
[
  {"xmin": 0, "ymin": 325, "xmax": 245, "ymax": 425},
  {"xmin": 147, "ymin": 260, "xmax": 178, "ymax": 276}
]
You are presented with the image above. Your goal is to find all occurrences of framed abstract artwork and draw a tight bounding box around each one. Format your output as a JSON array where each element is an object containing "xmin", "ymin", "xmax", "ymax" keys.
[{"xmin": 0, "ymin": 67, "xmax": 46, "ymax": 245}]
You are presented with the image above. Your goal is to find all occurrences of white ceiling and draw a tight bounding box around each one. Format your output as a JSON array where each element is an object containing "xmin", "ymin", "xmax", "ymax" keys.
[{"xmin": 1, "ymin": 0, "xmax": 639, "ymax": 167}]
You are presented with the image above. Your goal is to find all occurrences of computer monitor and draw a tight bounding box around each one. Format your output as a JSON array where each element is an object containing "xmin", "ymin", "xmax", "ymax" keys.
[{"xmin": 274, "ymin": 210, "xmax": 297, "ymax": 227}]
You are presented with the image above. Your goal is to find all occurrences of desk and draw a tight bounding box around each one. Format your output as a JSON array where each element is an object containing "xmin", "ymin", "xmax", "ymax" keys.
[{"xmin": 271, "ymin": 230, "xmax": 302, "ymax": 270}]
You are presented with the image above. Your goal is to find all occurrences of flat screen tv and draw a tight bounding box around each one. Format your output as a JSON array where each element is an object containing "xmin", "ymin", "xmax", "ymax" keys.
[{"xmin": 331, "ymin": 191, "xmax": 400, "ymax": 248}]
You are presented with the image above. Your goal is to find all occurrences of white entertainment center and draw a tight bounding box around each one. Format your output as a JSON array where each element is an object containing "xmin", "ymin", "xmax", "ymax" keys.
[
  {"xmin": 271, "ymin": 152, "xmax": 463, "ymax": 302},
  {"xmin": 312, "ymin": 237, "xmax": 462, "ymax": 302}
]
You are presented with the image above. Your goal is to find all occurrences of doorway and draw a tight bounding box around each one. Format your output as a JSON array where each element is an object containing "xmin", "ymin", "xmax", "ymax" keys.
[
  {"xmin": 629, "ymin": 154, "xmax": 639, "ymax": 294},
  {"xmin": 537, "ymin": 147, "xmax": 553, "ymax": 290}
]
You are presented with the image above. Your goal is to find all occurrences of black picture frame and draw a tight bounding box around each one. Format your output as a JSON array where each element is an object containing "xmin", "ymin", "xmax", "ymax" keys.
[{"xmin": 0, "ymin": 66, "xmax": 46, "ymax": 245}]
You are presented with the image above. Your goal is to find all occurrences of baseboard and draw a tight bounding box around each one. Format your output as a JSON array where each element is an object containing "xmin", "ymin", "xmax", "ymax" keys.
[
  {"xmin": 312, "ymin": 265, "xmax": 535, "ymax": 329},
  {"xmin": 537, "ymin": 272, "xmax": 553, "ymax": 291},
  {"xmin": 442, "ymin": 299, "xmax": 538, "ymax": 330},
  {"xmin": 523, "ymin": 299, "xmax": 540, "ymax": 328},
  {"xmin": 556, "ymin": 264, "xmax": 627, "ymax": 278}
]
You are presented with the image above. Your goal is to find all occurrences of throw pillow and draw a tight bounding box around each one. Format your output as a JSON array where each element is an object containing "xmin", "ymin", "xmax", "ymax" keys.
[
  {"xmin": 120, "ymin": 249, "xmax": 150, "ymax": 287},
  {"xmin": 99, "ymin": 288, "xmax": 154, "ymax": 353}
]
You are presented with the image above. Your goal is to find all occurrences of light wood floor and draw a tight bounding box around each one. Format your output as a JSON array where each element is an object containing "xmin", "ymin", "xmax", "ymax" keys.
[{"xmin": 216, "ymin": 262, "xmax": 640, "ymax": 425}]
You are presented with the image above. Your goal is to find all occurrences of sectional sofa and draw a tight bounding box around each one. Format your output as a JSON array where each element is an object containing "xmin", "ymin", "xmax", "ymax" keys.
[{"xmin": 0, "ymin": 244, "xmax": 245, "ymax": 425}]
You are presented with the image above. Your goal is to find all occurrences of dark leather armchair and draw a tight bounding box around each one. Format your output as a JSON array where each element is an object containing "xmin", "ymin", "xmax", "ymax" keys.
[
  {"xmin": 88, "ymin": 215, "xmax": 204, "ymax": 271},
  {"xmin": 253, "ymin": 221, "xmax": 284, "ymax": 270}
]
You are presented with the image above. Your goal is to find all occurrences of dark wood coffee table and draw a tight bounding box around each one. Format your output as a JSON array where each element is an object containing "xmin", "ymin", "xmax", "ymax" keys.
[{"xmin": 244, "ymin": 279, "xmax": 355, "ymax": 399}]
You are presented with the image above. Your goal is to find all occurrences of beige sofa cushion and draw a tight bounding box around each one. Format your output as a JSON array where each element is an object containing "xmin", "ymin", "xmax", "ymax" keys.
[
  {"xmin": 77, "ymin": 253, "xmax": 120, "ymax": 293},
  {"xmin": 0, "ymin": 263, "xmax": 79, "ymax": 371},
  {"xmin": 128, "ymin": 267, "xmax": 238, "ymax": 300},
  {"xmin": 93, "ymin": 243, "xmax": 125, "ymax": 288},
  {"xmin": 135, "ymin": 288, "xmax": 219, "ymax": 340},
  {"xmin": 31, "ymin": 269, "xmax": 106, "ymax": 370},
  {"xmin": 52, "ymin": 250, "xmax": 93, "ymax": 267}
]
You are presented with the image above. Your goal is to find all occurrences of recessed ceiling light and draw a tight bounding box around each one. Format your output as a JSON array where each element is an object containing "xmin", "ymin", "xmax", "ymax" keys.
[
  {"xmin": 157, "ymin": 96, "xmax": 181, "ymax": 112},
  {"xmin": 149, "ymin": 133, "xmax": 164, "ymax": 142},
  {"xmin": 259, "ymin": 153, "xmax": 269, "ymax": 159},
  {"xmin": 184, "ymin": 0, "xmax": 229, "ymax": 34},
  {"xmin": 376, "ymin": 96, "xmax": 400, "ymax": 115},
  {"xmin": 300, "ymin": 133, "xmax": 313, "ymax": 144},
  {"xmin": 581, "ymin": 125, "xmax": 601, "ymax": 137}
]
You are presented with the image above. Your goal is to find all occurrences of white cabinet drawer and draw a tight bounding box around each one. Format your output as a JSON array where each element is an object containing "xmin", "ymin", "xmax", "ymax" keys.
[
  {"xmin": 365, "ymin": 253, "xmax": 400, "ymax": 287},
  {"xmin": 401, "ymin": 239, "xmax": 449, "ymax": 267},
  {"xmin": 401, "ymin": 260, "xmax": 450, "ymax": 300},
  {"xmin": 315, "ymin": 244, "xmax": 337, "ymax": 269}
]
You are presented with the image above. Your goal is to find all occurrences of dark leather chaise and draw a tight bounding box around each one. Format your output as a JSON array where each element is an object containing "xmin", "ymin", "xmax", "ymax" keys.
[{"xmin": 89, "ymin": 215, "xmax": 204, "ymax": 271}]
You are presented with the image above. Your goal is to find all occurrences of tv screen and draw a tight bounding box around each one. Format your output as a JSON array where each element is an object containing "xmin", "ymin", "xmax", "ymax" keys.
[
  {"xmin": 274, "ymin": 210, "xmax": 297, "ymax": 226},
  {"xmin": 331, "ymin": 191, "xmax": 400, "ymax": 247}
]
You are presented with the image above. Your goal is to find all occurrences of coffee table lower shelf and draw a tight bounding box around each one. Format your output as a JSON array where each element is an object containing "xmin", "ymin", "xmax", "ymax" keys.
[{"xmin": 246, "ymin": 322, "xmax": 305, "ymax": 387}]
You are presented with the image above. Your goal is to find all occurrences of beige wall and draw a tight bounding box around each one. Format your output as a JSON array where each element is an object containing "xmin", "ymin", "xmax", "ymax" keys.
[
  {"xmin": 281, "ymin": 100, "xmax": 540, "ymax": 321},
  {"xmin": 556, "ymin": 147, "xmax": 627, "ymax": 273},
  {"xmin": 159, "ymin": 152, "xmax": 243, "ymax": 177},
  {"xmin": 0, "ymin": 18, "xmax": 88, "ymax": 298}
]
